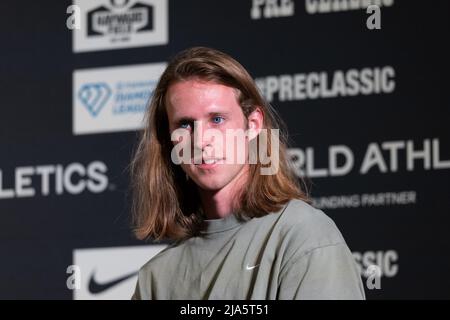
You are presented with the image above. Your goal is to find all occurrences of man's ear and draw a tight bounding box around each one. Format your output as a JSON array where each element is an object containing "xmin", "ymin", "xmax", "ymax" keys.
[{"xmin": 247, "ymin": 107, "xmax": 263, "ymax": 141}]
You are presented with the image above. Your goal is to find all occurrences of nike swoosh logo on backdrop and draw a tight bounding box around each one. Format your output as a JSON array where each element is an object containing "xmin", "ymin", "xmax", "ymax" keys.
[{"xmin": 88, "ymin": 270, "xmax": 138, "ymax": 294}]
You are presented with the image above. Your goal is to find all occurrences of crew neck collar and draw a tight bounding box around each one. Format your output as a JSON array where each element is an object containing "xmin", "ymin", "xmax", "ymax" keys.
[{"xmin": 200, "ymin": 213, "xmax": 248, "ymax": 234}]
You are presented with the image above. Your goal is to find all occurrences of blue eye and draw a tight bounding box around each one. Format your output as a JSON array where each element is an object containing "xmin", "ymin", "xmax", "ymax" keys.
[
  {"xmin": 212, "ymin": 116, "xmax": 224, "ymax": 124},
  {"xmin": 180, "ymin": 122, "xmax": 191, "ymax": 129}
]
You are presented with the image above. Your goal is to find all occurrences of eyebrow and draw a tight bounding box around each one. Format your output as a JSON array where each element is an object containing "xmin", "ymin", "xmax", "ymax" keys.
[{"xmin": 173, "ymin": 111, "xmax": 230, "ymax": 125}]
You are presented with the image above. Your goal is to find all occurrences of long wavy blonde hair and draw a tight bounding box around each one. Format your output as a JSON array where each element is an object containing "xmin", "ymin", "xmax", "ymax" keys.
[{"xmin": 129, "ymin": 47, "xmax": 310, "ymax": 241}]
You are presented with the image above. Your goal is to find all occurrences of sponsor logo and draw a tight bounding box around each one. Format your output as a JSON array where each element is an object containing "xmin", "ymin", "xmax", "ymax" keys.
[
  {"xmin": 288, "ymin": 138, "xmax": 450, "ymax": 178},
  {"xmin": 255, "ymin": 66, "xmax": 395, "ymax": 103},
  {"xmin": 250, "ymin": 0, "xmax": 394, "ymax": 19},
  {"xmin": 313, "ymin": 191, "xmax": 417, "ymax": 209},
  {"xmin": 73, "ymin": 245, "xmax": 167, "ymax": 299},
  {"xmin": 353, "ymin": 250, "xmax": 399, "ymax": 278},
  {"xmin": 73, "ymin": 62, "xmax": 166, "ymax": 135},
  {"xmin": 78, "ymin": 83, "xmax": 112, "ymax": 117},
  {"xmin": 0, "ymin": 161, "xmax": 109, "ymax": 199},
  {"xmin": 312, "ymin": 191, "xmax": 417, "ymax": 210},
  {"xmin": 305, "ymin": 0, "xmax": 394, "ymax": 15},
  {"xmin": 250, "ymin": 0, "xmax": 295, "ymax": 20},
  {"xmin": 88, "ymin": 270, "xmax": 137, "ymax": 294},
  {"xmin": 73, "ymin": 0, "xmax": 168, "ymax": 52}
]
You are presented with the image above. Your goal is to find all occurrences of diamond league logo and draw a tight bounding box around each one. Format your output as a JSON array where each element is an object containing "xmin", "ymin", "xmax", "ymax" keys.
[
  {"xmin": 78, "ymin": 83, "xmax": 112, "ymax": 117},
  {"xmin": 73, "ymin": 63, "xmax": 166, "ymax": 135}
]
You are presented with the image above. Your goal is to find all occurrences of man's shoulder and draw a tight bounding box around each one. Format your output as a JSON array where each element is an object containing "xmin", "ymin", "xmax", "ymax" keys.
[
  {"xmin": 282, "ymin": 198, "xmax": 334, "ymax": 224},
  {"xmin": 138, "ymin": 241, "xmax": 181, "ymax": 276},
  {"xmin": 275, "ymin": 198, "xmax": 346, "ymax": 249}
]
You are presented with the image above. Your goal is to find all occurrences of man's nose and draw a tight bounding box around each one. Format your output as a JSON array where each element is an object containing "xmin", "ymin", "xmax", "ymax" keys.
[{"xmin": 192, "ymin": 120, "xmax": 212, "ymax": 151}]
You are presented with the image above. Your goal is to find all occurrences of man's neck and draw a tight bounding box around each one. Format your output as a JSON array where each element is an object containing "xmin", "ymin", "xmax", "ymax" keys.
[{"xmin": 198, "ymin": 166, "xmax": 249, "ymax": 219}]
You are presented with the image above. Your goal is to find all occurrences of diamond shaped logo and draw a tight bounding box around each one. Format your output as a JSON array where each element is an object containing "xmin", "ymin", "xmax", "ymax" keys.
[{"xmin": 78, "ymin": 83, "xmax": 112, "ymax": 117}]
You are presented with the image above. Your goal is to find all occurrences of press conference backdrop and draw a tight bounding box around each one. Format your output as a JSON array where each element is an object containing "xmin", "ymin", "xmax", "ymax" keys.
[{"xmin": 0, "ymin": 0, "xmax": 449, "ymax": 299}]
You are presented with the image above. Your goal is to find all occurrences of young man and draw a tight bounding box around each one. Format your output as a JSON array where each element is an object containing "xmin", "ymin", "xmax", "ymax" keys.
[{"xmin": 130, "ymin": 47, "xmax": 365, "ymax": 299}]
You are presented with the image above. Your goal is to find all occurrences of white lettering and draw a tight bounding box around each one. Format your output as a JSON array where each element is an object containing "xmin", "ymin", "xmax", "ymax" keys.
[{"xmin": 256, "ymin": 66, "xmax": 396, "ymax": 102}]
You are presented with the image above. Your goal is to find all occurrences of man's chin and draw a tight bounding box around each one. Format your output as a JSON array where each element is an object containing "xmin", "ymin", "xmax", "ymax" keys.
[
  {"xmin": 192, "ymin": 178, "xmax": 227, "ymax": 191},
  {"xmin": 196, "ymin": 183, "xmax": 224, "ymax": 191}
]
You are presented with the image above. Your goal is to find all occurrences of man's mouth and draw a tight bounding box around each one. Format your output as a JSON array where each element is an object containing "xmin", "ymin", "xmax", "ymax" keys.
[
  {"xmin": 193, "ymin": 158, "xmax": 225, "ymax": 167},
  {"xmin": 202, "ymin": 158, "xmax": 219, "ymax": 164}
]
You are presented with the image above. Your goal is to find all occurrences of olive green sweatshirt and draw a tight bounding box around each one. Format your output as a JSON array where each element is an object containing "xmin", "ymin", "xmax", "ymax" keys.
[{"xmin": 132, "ymin": 199, "xmax": 365, "ymax": 300}]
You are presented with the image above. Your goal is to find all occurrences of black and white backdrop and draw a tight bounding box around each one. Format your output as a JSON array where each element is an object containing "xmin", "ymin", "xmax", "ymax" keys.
[{"xmin": 0, "ymin": 0, "xmax": 449, "ymax": 299}]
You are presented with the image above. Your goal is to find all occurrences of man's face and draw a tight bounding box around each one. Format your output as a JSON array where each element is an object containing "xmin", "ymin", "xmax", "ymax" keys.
[{"xmin": 166, "ymin": 79, "xmax": 249, "ymax": 191}]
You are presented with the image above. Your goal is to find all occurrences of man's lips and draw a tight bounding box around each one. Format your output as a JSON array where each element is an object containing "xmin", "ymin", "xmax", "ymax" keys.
[
  {"xmin": 192, "ymin": 158, "xmax": 225, "ymax": 168},
  {"xmin": 192, "ymin": 157, "xmax": 225, "ymax": 163}
]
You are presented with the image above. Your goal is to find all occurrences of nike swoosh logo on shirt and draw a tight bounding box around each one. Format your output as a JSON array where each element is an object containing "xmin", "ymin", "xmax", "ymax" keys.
[
  {"xmin": 245, "ymin": 264, "xmax": 260, "ymax": 270},
  {"xmin": 88, "ymin": 270, "xmax": 138, "ymax": 294}
]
